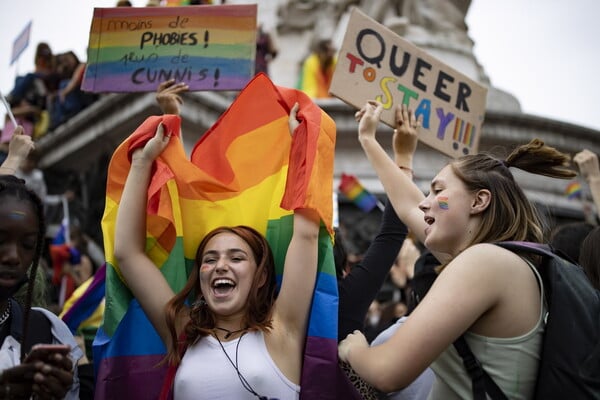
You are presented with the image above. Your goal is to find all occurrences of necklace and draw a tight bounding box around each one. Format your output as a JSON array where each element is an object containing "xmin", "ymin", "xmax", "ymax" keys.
[
  {"xmin": 213, "ymin": 326, "xmax": 247, "ymax": 340},
  {"xmin": 214, "ymin": 332, "xmax": 271, "ymax": 400},
  {"xmin": 0, "ymin": 302, "xmax": 11, "ymax": 326}
]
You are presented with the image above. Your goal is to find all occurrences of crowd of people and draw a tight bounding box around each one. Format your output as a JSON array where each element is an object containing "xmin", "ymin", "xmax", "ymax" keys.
[
  {"xmin": 1, "ymin": 42, "xmax": 98, "ymax": 154},
  {"xmin": 0, "ymin": 6, "xmax": 599, "ymax": 400}
]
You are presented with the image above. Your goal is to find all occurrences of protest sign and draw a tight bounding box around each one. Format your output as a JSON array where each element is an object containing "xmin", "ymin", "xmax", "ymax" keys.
[
  {"xmin": 330, "ymin": 8, "xmax": 488, "ymax": 158},
  {"xmin": 11, "ymin": 21, "xmax": 32, "ymax": 66},
  {"xmin": 82, "ymin": 4, "xmax": 257, "ymax": 93}
]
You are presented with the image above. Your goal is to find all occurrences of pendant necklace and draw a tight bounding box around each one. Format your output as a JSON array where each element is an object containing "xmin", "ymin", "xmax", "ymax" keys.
[
  {"xmin": 214, "ymin": 326, "xmax": 247, "ymax": 340},
  {"xmin": 214, "ymin": 330, "xmax": 274, "ymax": 400}
]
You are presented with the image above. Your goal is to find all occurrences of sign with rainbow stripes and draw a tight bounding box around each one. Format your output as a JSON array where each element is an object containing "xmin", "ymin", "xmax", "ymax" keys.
[
  {"xmin": 82, "ymin": 4, "xmax": 257, "ymax": 93},
  {"xmin": 330, "ymin": 8, "xmax": 488, "ymax": 158}
]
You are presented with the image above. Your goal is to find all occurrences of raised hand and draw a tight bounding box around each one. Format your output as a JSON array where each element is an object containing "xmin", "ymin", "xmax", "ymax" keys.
[
  {"xmin": 156, "ymin": 79, "xmax": 189, "ymax": 116},
  {"xmin": 574, "ymin": 149, "xmax": 600, "ymax": 181},
  {"xmin": 356, "ymin": 101, "xmax": 384, "ymax": 142},
  {"xmin": 8, "ymin": 125, "xmax": 34, "ymax": 161},
  {"xmin": 132, "ymin": 123, "xmax": 171, "ymax": 164},
  {"xmin": 288, "ymin": 102, "xmax": 300, "ymax": 135},
  {"xmin": 393, "ymin": 105, "xmax": 420, "ymax": 159}
]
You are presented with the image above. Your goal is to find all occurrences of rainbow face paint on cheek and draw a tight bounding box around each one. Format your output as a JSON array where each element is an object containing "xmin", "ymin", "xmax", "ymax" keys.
[
  {"xmin": 437, "ymin": 196, "xmax": 449, "ymax": 210},
  {"xmin": 8, "ymin": 211, "xmax": 27, "ymax": 220}
]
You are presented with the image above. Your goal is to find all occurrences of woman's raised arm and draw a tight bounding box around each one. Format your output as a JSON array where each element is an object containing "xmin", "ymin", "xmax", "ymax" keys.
[{"xmin": 114, "ymin": 123, "xmax": 180, "ymax": 346}]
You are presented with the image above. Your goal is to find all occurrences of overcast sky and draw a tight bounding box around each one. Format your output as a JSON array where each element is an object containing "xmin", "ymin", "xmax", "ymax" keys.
[{"xmin": 1, "ymin": 0, "xmax": 599, "ymax": 131}]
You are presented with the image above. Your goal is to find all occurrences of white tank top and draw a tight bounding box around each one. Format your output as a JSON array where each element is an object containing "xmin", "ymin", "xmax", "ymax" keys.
[{"xmin": 174, "ymin": 330, "xmax": 300, "ymax": 400}]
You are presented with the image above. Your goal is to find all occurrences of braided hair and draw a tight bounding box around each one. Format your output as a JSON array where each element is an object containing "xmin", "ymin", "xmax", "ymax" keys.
[{"xmin": 0, "ymin": 175, "xmax": 47, "ymax": 361}]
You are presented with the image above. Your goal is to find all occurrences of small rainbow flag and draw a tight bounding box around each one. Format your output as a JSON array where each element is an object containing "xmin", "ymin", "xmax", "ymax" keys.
[
  {"xmin": 82, "ymin": 4, "xmax": 257, "ymax": 93},
  {"xmin": 565, "ymin": 181, "xmax": 582, "ymax": 200},
  {"xmin": 338, "ymin": 173, "xmax": 382, "ymax": 212},
  {"xmin": 94, "ymin": 74, "xmax": 361, "ymax": 399}
]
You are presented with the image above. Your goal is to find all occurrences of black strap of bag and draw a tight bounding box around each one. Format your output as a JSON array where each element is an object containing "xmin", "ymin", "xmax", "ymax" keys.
[{"xmin": 453, "ymin": 336, "xmax": 508, "ymax": 400}]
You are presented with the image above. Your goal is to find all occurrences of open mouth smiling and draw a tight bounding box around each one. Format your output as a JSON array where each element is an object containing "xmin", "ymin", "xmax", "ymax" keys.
[{"xmin": 212, "ymin": 278, "xmax": 236, "ymax": 297}]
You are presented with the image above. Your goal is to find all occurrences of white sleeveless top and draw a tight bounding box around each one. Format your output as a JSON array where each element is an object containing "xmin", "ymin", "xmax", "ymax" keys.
[
  {"xmin": 428, "ymin": 259, "xmax": 546, "ymax": 400},
  {"xmin": 174, "ymin": 330, "xmax": 300, "ymax": 400}
]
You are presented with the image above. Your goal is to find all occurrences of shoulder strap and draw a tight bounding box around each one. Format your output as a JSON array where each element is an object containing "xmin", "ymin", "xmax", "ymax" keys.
[
  {"xmin": 23, "ymin": 309, "xmax": 53, "ymax": 355},
  {"xmin": 453, "ymin": 336, "xmax": 508, "ymax": 400},
  {"xmin": 495, "ymin": 241, "xmax": 553, "ymax": 258}
]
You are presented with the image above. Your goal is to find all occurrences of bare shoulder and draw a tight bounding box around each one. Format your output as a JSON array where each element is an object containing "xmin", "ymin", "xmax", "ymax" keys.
[
  {"xmin": 445, "ymin": 243, "xmax": 530, "ymax": 283},
  {"xmin": 456, "ymin": 243, "xmax": 526, "ymax": 266}
]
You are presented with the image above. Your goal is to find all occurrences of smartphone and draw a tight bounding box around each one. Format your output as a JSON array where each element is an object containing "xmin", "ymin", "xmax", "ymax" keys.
[{"xmin": 24, "ymin": 343, "xmax": 71, "ymax": 363}]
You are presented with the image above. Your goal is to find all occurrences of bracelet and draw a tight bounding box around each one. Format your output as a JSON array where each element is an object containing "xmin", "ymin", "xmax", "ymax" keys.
[{"xmin": 398, "ymin": 165, "xmax": 413, "ymax": 174}]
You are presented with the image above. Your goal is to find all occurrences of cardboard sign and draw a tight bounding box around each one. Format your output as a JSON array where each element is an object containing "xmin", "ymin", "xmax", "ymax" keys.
[
  {"xmin": 82, "ymin": 4, "xmax": 257, "ymax": 93},
  {"xmin": 330, "ymin": 8, "xmax": 488, "ymax": 158}
]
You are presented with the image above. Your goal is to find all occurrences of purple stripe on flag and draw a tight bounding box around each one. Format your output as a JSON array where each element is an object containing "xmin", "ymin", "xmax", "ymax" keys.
[
  {"xmin": 95, "ymin": 354, "xmax": 168, "ymax": 399},
  {"xmin": 300, "ymin": 336, "xmax": 362, "ymax": 400}
]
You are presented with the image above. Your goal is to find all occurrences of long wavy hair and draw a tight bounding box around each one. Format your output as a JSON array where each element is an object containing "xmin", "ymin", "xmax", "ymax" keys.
[
  {"xmin": 0, "ymin": 175, "xmax": 46, "ymax": 361},
  {"xmin": 164, "ymin": 225, "xmax": 277, "ymax": 365},
  {"xmin": 450, "ymin": 138, "xmax": 575, "ymax": 250}
]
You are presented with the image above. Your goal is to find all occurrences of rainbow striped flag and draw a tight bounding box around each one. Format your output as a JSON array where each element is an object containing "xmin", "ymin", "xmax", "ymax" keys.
[
  {"xmin": 565, "ymin": 180, "xmax": 582, "ymax": 200},
  {"xmin": 94, "ymin": 74, "xmax": 360, "ymax": 399},
  {"xmin": 82, "ymin": 4, "xmax": 257, "ymax": 93},
  {"xmin": 61, "ymin": 263, "xmax": 106, "ymax": 334},
  {"xmin": 338, "ymin": 173, "xmax": 382, "ymax": 212}
]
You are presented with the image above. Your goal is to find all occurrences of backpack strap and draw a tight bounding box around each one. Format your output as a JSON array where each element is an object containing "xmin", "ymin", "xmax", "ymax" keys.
[
  {"xmin": 8, "ymin": 299, "xmax": 53, "ymax": 355},
  {"xmin": 495, "ymin": 241, "xmax": 553, "ymax": 259},
  {"xmin": 453, "ymin": 336, "xmax": 508, "ymax": 400}
]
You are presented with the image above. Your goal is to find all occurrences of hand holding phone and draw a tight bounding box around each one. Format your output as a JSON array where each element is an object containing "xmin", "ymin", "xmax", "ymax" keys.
[{"xmin": 24, "ymin": 343, "xmax": 71, "ymax": 364}]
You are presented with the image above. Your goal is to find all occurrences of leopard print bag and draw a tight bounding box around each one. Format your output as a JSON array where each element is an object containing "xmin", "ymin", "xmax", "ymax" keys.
[{"xmin": 340, "ymin": 360, "xmax": 381, "ymax": 400}]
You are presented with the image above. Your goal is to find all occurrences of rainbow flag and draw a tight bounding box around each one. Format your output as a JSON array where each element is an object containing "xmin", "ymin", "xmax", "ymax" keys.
[
  {"xmin": 61, "ymin": 263, "xmax": 106, "ymax": 334},
  {"xmin": 94, "ymin": 74, "xmax": 360, "ymax": 399},
  {"xmin": 565, "ymin": 180, "xmax": 582, "ymax": 200},
  {"xmin": 338, "ymin": 173, "xmax": 382, "ymax": 212},
  {"xmin": 82, "ymin": 4, "xmax": 257, "ymax": 93}
]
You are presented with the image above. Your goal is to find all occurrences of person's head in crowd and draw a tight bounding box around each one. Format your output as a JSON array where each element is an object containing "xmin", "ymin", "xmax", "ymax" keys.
[
  {"xmin": 34, "ymin": 42, "xmax": 54, "ymax": 74},
  {"xmin": 0, "ymin": 175, "xmax": 46, "ymax": 358},
  {"xmin": 314, "ymin": 38, "xmax": 336, "ymax": 70},
  {"xmin": 116, "ymin": 0, "xmax": 132, "ymax": 6},
  {"xmin": 550, "ymin": 221, "xmax": 594, "ymax": 264},
  {"xmin": 579, "ymin": 226, "xmax": 600, "ymax": 290},
  {"xmin": 428, "ymin": 140, "xmax": 575, "ymax": 260},
  {"xmin": 56, "ymin": 51, "xmax": 81, "ymax": 80}
]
